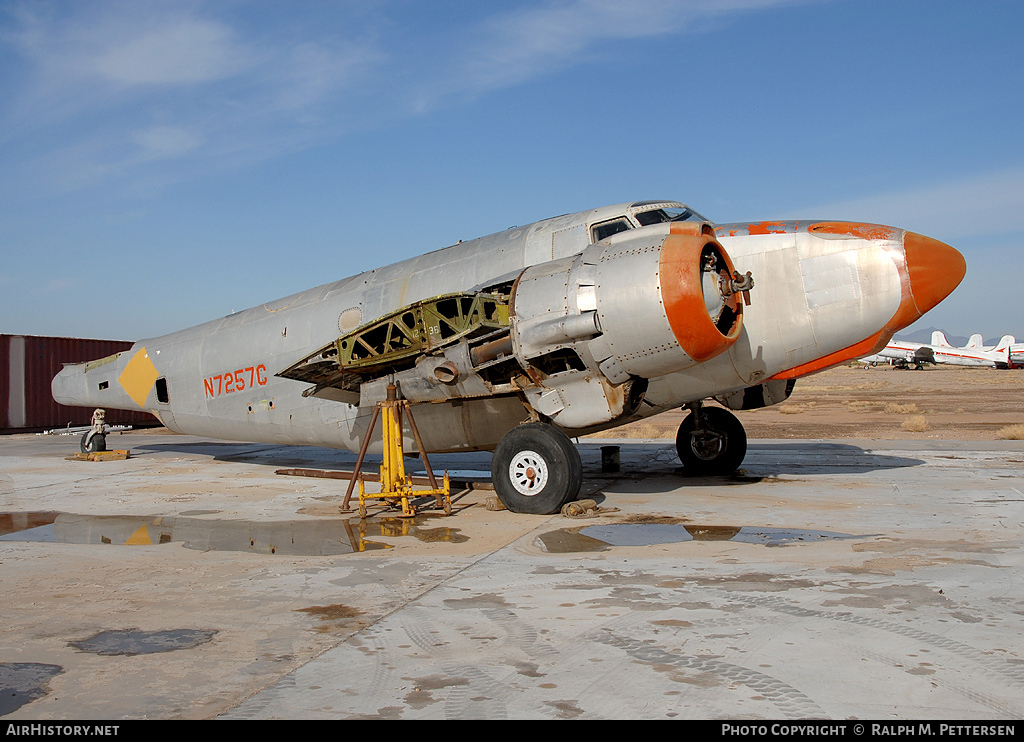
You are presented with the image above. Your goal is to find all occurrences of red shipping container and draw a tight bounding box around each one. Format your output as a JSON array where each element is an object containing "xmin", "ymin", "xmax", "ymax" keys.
[{"xmin": 2, "ymin": 334, "xmax": 157, "ymax": 433}]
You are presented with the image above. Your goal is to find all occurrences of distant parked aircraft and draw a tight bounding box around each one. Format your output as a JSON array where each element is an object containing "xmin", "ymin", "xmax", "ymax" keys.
[
  {"xmin": 930, "ymin": 335, "xmax": 1015, "ymax": 368},
  {"xmin": 862, "ymin": 333, "xmax": 1016, "ymax": 369},
  {"xmin": 962, "ymin": 333, "xmax": 985, "ymax": 349},
  {"xmin": 860, "ymin": 340, "xmax": 934, "ymax": 369}
]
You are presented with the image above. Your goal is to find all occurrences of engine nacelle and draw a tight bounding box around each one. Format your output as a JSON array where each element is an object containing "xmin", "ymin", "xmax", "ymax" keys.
[
  {"xmin": 509, "ymin": 222, "xmax": 748, "ymax": 429},
  {"xmin": 716, "ymin": 379, "xmax": 795, "ymax": 411}
]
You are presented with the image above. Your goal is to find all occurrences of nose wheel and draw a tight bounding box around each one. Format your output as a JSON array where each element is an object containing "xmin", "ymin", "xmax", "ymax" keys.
[{"xmin": 676, "ymin": 405, "xmax": 746, "ymax": 476}]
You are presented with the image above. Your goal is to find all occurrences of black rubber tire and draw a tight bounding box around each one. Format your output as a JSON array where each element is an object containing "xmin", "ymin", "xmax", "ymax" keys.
[
  {"xmin": 675, "ymin": 407, "xmax": 746, "ymax": 476},
  {"xmin": 80, "ymin": 432, "xmax": 107, "ymax": 454},
  {"xmin": 491, "ymin": 423, "xmax": 583, "ymax": 514}
]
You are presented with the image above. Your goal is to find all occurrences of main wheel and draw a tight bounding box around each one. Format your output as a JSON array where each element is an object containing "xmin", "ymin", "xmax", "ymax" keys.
[
  {"xmin": 675, "ymin": 407, "xmax": 746, "ymax": 476},
  {"xmin": 80, "ymin": 432, "xmax": 107, "ymax": 454},
  {"xmin": 491, "ymin": 423, "xmax": 583, "ymax": 514}
]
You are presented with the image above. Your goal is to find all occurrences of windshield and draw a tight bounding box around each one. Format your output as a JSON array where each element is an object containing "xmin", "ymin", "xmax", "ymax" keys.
[{"xmin": 634, "ymin": 206, "xmax": 709, "ymax": 226}]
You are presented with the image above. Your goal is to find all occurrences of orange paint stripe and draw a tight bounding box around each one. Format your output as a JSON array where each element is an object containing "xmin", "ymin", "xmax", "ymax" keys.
[
  {"xmin": 808, "ymin": 222, "xmax": 900, "ymax": 241},
  {"xmin": 745, "ymin": 221, "xmax": 790, "ymax": 236},
  {"xmin": 770, "ymin": 331, "xmax": 886, "ymax": 380}
]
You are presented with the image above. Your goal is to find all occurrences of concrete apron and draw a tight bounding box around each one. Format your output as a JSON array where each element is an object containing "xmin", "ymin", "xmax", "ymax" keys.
[{"xmin": 1, "ymin": 432, "xmax": 1022, "ymax": 719}]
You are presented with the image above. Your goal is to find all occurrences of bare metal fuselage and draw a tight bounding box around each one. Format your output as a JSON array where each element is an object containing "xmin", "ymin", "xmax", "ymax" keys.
[{"xmin": 52, "ymin": 201, "xmax": 965, "ymax": 454}]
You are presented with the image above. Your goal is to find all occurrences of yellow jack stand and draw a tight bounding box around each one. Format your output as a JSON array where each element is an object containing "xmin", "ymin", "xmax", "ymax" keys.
[{"xmin": 344, "ymin": 383, "xmax": 451, "ymax": 519}]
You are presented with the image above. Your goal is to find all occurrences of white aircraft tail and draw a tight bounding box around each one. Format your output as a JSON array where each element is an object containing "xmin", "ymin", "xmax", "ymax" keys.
[
  {"xmin": 994, "ymin": 335, "xmax": 1016, "ymax": 352},
  {"xmin": 963, "ymin": 333, "xmax": 984, "ymax": 349},
  {"xmin": 931, "ymin": 330, "xmax": 952, "ymax": 347}
]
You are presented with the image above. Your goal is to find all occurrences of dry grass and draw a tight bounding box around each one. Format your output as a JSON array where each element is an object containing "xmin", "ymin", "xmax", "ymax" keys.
[
  {"xmin": 901, "ymin": 415, "xmax": 929, "ymax": 432},
  {"xmin": 884, "ymin": 402, "xmax": 920, "ymax": 415},
  {"xmin": 846, "ymin": 400, "xmax": 882, "ymax": 411},
  {"xmin": 996, "ymin": 424, "xmax": 1024, "ymax": 440},
  {"xmin": 778, "ymin": 402, "xmax": 816, "ymax": 414},
  {"xmin": 798, "ymin": 382, "xmax": 885, "ymax": 392},
  {"xmin": 591, "ymin": 421, "xmax": 671, "ymax": 439}
]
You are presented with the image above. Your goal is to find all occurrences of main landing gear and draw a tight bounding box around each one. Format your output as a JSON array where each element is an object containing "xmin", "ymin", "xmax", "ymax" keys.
[
  {"xmin": 491, "ymin": 422, "xmax": 582, "ymax": 515},
  {"xmin": 490, "ymin": 404, "xmax": 747, "ymax": 514},
  {"xmin": 675, "ymin": 403, "xmax": 747, "ymax": 476}
]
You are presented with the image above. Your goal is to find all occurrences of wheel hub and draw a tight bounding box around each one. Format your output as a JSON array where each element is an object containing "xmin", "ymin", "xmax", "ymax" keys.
[
  {"xmin": 509, "ymin": 450, "xmax": 548, "ymax": 496},
  {"xmin": 690, "ymin": 430, "xmax": 726, "ymax": 461}
]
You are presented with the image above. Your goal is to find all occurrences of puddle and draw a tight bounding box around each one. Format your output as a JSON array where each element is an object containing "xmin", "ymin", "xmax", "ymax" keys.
[
  {"xmin": 536, "ymin": 524, "xmax": 871, "ymax": 553},
  {"xmin": 0, "ymin": 511, "xmax": 390, "ymax": 555},
  {"xmin": 1, "ymin": 512, "xmax": 59, "ymax": 539},
  {"xmin": 412, "ymin": 469, "xmax": 491, "ymax": 480},
  {"xmin": 367, "ymin": 515, "xmax": 469, "ymax": 544},
  {"xmin": 0, "ymin": 662, "xmax": 63, "ymax": 716},
  {"xmin": 70, "ymin": 629, "xmax": 217, "ymax": 656}
]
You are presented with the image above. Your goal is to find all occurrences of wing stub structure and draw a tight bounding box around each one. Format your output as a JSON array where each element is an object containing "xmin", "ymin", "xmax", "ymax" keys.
[{"xmin": 278, "ymin": 291, "xmax": 513, "ymax": 404}]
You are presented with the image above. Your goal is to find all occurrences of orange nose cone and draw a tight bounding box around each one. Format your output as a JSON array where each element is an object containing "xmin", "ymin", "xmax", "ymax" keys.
[{"xmin": 903, "ymin": 232, "xmax": 966, "ymax": 316}]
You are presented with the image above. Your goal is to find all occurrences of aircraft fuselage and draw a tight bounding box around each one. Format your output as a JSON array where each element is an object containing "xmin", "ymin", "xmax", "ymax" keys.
[{"xmin": 53, "ymin": 200, "xmax": 965, "ymax": 457}]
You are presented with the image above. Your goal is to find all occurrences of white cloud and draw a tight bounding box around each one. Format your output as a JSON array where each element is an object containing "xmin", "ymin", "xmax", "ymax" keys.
[
  {"xmin": 0, "ymin": 3, "xmax": 383, "ymax": 192},
  {"xmin": 2, "ymin": 6, "xmax": 258, "ymax": 131},
  {"xmin": 0, "ymin": 1, "xmax": 813, "ymax": 193},
  {"xmin": 415, "ymin": 0, "xmax": 813, "ymax": 105},
  {"xmin": 130, "ymin": 126, "xmax": 206, "ymax": 159},
  {"xmin": 90, "ymin": 19, "xmax": 254, "ymax": 86},
  {"xmin": 264, "ymin": 40, "xmax": 385, "ymax": 113},
  {"xmin": 788, "ymin": 168, "xmax": 1024, "ymax": 241}
]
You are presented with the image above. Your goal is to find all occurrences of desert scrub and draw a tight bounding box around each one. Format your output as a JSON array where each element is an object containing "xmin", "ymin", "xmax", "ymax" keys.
[
  {"xmin": 901, "ymin": 415, "xmax": 929, "ymax": 432},
  {"xmin": 996, "ymin": 424, "xmax": 1024, "ymax": 440},
  {"xmin": 590, "ymin": 421, "xmax": 670, "ymax": 439},
  {"xmin": 847, "ymin": 401, "xmax": 882, "ymax": 411},
  {"xmin": 778, "ymin": 402, "xmax": 816, "ymax": 414},
  {"xmin": 884, "ymin": 402, "xmax": 919, "ymax": 414}
]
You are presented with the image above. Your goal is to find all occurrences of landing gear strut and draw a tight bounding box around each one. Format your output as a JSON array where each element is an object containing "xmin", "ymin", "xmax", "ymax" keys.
[
  {"xmin": 80, "ymin": 408, "xmax": 107, "ymax": 454},
  {"xmin": 491, "ymin": 422, "xmax": 582, "ymax": 514},
  {"xmin": 675, "ymin": 403, "xmax": 746, "ymax": 476}
]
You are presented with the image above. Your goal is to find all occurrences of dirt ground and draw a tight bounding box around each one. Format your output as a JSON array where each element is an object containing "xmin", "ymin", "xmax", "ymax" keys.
[{"xmin": 597, "ymin": 364, "xmax": 1024, "ymax": 441}]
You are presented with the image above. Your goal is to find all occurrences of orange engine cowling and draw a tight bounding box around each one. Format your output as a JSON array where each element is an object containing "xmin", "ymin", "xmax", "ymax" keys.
[
  {"xmin": 506, "ymin": 221, "xmax": 749, "ymax": 429},
  {"xmin": 586, "ymin": 221, "xmax": 746, "ymax": 384}
]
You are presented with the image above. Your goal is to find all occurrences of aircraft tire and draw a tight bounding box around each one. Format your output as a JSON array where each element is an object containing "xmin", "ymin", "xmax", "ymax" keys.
[
  {"xmin": 80, "ymin": 432, "xmax": 106, "ymax": 454},
  {"xmin": 676, "ymin": 407, "xmax": 746, "ymax": 476},
  {"xmin": 491, "ymin": 423, "xmax": 582, "ymax": 514}
]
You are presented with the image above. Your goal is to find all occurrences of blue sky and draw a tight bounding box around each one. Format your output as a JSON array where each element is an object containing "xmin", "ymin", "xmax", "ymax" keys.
[{"xmin": 2, "ymin": 0, "xmax": 1022, "ymax": 342}]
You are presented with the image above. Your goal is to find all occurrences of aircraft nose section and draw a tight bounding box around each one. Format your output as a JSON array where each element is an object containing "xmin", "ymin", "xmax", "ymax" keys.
[{"xmin": 902, "ymin": 231, "xmax": 966, "ymax": 317}]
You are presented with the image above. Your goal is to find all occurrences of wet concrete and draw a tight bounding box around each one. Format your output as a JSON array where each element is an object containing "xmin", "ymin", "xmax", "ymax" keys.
[
  {"xmin": 0, "ymin": 664, "xmax": 62, "ymax": 717},
  {"xmin": 1, "ymin": 431, "xmax": 1023, "ymax": 719},
  {"xmin": 536, "ymin": 524, "xmax": 868, "ymax": 552},
  {"xmin": 70, "ymin": 629, "xmax": 217, "ymax": 657},
  {"xmin": 0, "ymin": 512, "xmax": 391, "ymax": 555}
]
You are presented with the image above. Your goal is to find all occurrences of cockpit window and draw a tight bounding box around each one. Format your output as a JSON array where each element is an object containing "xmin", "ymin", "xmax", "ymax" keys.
[
  {"xmin": 635, "ymin": 206, "xmax": 708, "ymax": 226},
  {"xmin": 591, "ymin": 218, "xmax": 632, "ymax": 242}
]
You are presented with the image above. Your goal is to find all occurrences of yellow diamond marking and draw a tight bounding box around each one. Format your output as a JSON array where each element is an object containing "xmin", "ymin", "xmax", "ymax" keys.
[
  {"xmin": 118, "ymin": 347, "xmax": 159, "ymax": 408},
  {"xmin": 125, "ymin": 524, "xmax": 152, "ymax": 545}
]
